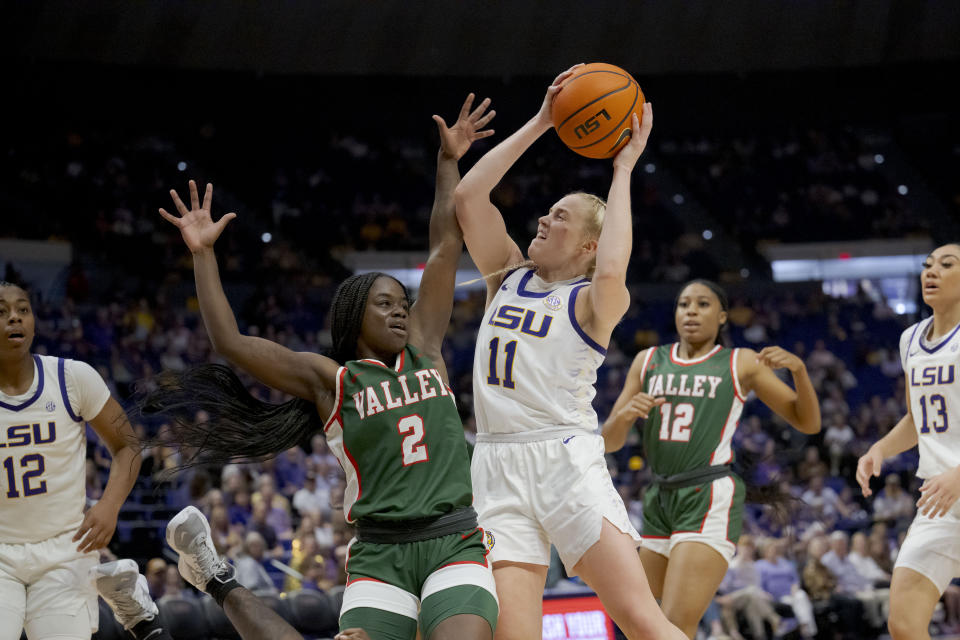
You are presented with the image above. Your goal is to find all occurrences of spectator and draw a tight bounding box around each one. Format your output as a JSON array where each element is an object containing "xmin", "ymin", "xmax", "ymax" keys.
[
  {"xmin": 251, "ymin": 474, "xmax": 293, "ymax": 540},
  {"xmin": 160, "ymin": 565, "xmax": 193, "ymax": 602},
  {"xmin": 872, "ymin": 474, "xmax": 914, "ymax": 526},
  {"xmin": 824, "ymin": 412, "xmax": 856, "ymax": 476},
  {"xmin": 848, "ymin": 531, "xmax": 890, "ymax": 585},
  {"xmin": 820, "ymin": 531, "xmax": 887, "ymax": 630},
  {"xmin": 235, "ymin": 531, "xmax": 280, "ymax": 596},
  {"xmin": 228, "ymin": 488, "xmax": 253, "ymax": 527},
  {"xmin": 755, "ymin": 539, "xmax": 816, "ymax": 639},
  {"xmin": 145, "ymin": 558, "xmax": 168, "ymax": 601},
  {"xmin": 800, "ymin": 473, "xmax": 840, "ymax": 522},
  {"xmin": 717, "ymin": 536, "xmax": 787, "ymax": 640},
  {"xmin": 248, "ymin": 500, "xmax": 284, "ymax": 559},
  {"xmin": 796, "ymin": 446, "xmax": 829, "ymax": 484},
  {"xmin": 292, "ymin": 472, "xmax": 332, "ymax": 519},
  {"xmin": 802, "ymin": 536, "xmax": 864, "ymax": 639}
]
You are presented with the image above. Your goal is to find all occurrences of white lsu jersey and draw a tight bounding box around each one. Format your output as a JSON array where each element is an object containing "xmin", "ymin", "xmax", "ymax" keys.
[
  {"xmin": 473, "ymin": 268, "xmax": 606, "ymax": 436},
  {"xmin": 0, "ymin": 355, "xmax": 110, "ymax": 544},
  {"xmin": 901, "ymin": 319, "xmax": 960, "ymax": 481}
]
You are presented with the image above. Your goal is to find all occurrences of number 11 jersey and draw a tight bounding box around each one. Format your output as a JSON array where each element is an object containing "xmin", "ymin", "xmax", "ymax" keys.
[{"xmin": 473, "ymin": 268, "xmax": 607, "ymax": 436}]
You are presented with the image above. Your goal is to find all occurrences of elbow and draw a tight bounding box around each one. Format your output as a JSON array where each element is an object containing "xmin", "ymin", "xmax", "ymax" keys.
[
  {"xmin": 795, "ymin": 416, "xmax": 822, "ymax": 435},
  {"xmin": 209, "ymin": 334, "xmax": 242, "ymax": 358}
]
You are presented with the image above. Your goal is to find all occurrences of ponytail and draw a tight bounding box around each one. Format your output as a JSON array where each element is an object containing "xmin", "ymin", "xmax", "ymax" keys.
[{"xmin": 138, "ymin": 364, "xmax": 321, "ymax": 468}]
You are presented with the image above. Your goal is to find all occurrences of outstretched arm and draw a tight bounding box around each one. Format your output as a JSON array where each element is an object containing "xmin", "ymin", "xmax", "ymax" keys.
[
  {"xmin": 578, "ymin": 103, "xmax": 654, "ymax": 342},
  {"xmin": 739, "ymin": 346, "xmax": 820, "ymax": 434},
  {"xmin": 408, "ymin": 94, "xmax": 495, "ymax": 377},
  {"xmin": 160, "ymin": 181, "xmax": 339, "ymax": 408},
  {"xmin": 454, "ymin": 66, "xmax": 582, "ymax": 294}
]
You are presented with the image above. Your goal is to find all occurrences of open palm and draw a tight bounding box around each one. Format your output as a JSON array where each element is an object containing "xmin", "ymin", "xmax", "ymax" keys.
[
  {"xmin": 433, "ymin": 93, "xmax": 495, "ymax": 160},
  {"xmin": 159, "ymin": 180, "xmax": 236, "ymax": 253}
]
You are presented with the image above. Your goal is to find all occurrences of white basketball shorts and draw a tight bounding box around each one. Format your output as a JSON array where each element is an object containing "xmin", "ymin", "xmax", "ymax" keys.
[
  {"xmin": 895, "ymin": 510, "xmax": 960, "ymax": 594},
  {"xmin": 471, "ymin": 431, "xmax": 641, "ymax": 575},
  {"xmin": 0, "ymin": 530, "xmax": 99, "ymax": 639}
]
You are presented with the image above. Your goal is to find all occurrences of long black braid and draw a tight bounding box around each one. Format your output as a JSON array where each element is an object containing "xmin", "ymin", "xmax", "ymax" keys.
[{"xmin": 137, "ymin": 272, "xmax": 407, "ymax": 468}]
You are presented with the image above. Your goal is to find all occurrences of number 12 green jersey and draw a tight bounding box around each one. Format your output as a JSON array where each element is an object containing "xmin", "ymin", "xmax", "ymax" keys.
[{"xmin": 638, "ymin": 344, "xmax": 745, "ymax": 476}]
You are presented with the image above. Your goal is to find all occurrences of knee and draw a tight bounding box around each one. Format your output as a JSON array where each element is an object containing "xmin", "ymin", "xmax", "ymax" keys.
[
  {"xmin": 887, "ymin": 611, "xmax": 922, "ymax": 640},
  {"xmin": 618, "ymin": 609, "xmax": 678, "ymax": 640},
  {"xmin": 660, "ymin": 600, "xmax": 700, "ymax": 634}
]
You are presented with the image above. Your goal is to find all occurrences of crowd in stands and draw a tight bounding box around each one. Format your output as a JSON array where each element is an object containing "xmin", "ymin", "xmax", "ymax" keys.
[
  {"xmin": 657, "ymin": 127, "xmax": 928, "ymax": 269},
  {"xmin": 8, "ymin": 249, "xmax": 936, "ymax": 638}
]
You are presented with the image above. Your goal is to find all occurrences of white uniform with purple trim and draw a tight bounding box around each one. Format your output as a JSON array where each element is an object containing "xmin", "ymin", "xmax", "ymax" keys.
[
  {"xmin": 893, "ymin": 319, "xmax": 960, "ymax": 593},
  {"xmin": 0, "ymin": 355, "xmax": 110, "ymax": 638},
  {"xmin": 471, "ymin": 268, "xmax": 640, "ymax": 573}
]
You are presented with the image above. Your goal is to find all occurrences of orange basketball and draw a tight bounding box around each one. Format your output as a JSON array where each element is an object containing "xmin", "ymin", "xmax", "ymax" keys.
[{"xmin": 551, "ymin": 63, "xmax": 645, "ymax": 159}]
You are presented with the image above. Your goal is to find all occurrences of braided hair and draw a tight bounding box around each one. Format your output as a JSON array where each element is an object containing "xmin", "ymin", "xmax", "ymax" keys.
[{"xmin": 138, "ymin": 272, "xmax": 407, "ymax": 468}]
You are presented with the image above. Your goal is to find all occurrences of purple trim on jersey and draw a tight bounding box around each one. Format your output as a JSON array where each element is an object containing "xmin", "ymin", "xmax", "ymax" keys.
[
  {"xmin": 58, "ymin": 358, "xmax": 84, "ymax": 422},
  {"xmin": 0, "ymin": 355, "xmax": 44, "ymax": 412},
  {"xmin": 568, "ymin": 284, "xmax": 607, "ymax": 355},
  {"xmin": 919, "ymin": 317, "xmax": 960, "ymax": 354},
  {"xmin": 516, "ymin": 269, "xmax": 589, "ymax": 299},
  {"xmin": 904, "ymin": 321, "xmax": 922, "ymax": 366}
]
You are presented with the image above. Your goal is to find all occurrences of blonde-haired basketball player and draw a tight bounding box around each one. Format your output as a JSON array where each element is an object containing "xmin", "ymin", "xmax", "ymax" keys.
[
  {"xmin": 0, "ymin": 281, "xmax": 141, "ymax": 639},
  {"xmin": 455, "ymin": 65, "xmax": 685, "ymax": 640},
  {"xmin": 857, "ymin": 242, "xmax": 960, "ymax": 640}
]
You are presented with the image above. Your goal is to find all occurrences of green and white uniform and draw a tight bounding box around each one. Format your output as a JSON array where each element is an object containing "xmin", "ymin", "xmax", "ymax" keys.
[
  {"xmin": 324, "ymin": 345, "xmax": 498, "ymax": 639},
  {"xmin": 637, "ymin": 343, "xmax": 747, "ymax": 562}
]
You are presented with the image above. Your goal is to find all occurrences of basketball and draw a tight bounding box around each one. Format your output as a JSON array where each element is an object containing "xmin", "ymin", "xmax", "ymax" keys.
[{"xmin": 551, "ymin": 62, "xmax": 645, "ymax": 159}]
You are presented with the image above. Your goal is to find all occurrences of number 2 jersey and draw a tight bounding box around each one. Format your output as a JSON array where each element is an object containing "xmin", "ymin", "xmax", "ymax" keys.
[
  {"xmin": 900, "ymin": 318, "xmax": 960, "ymax": 480},
  {"xmin": 473, "ymin": 268, "xmax": 607, "ymax": 436},
  {"xmin": 0, "ymin": 355, "xmax": 110, "ymax": 544},
  {"xmin": 323, "ymin": 344, "xmax": 473, "ymax": 523},
  {"xmin": 637, "ymin": 344, "xmax": 745, "ymax": 476}
]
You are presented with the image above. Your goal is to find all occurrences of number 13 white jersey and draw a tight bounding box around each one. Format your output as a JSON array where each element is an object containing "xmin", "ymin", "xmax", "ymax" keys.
[
  {"xmin": 900, "ymin": 319, "xmax": 960, "ymax": 480},
  {"xmin": 473, "ymin": 268, "xmax": 606, "ymax": 436}
]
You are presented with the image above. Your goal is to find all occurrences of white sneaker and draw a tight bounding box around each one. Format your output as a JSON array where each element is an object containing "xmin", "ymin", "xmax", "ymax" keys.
[
  {"xmin": 92, "ymin": 559, "xmax": 159, "ymax": 630},
  {"xmin": 166, "ymin": 505, "xmax": 234, "ymax": 592}
]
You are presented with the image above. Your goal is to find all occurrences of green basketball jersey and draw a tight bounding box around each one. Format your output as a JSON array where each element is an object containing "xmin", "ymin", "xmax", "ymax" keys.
[
  {"xmin": 324, "ymin": 344, "xmax": 473, "ymax": 522},
  {"xmin": 639, "ymin": 344, "xmax": 745, "ymax": 476}
]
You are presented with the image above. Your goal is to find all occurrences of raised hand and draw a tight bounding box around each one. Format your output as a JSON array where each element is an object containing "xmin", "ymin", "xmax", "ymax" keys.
[
  {"xmin": 618, "ymin": 392, "xmax": 666, "ymax": 421},
  {"xmin": 536, "ymin": 63, "xmax": 585, "ymax": 127},
  {"xmin": 612, "ymin": 103, "xmax": 654, "ymax": 171},
  {"xmin": 159, "ymin": 180, "xmax": 237, "ymax": 254},
  {"xmin": 433, "ymin": 93, "xmax": 496, "ymax": 161},
  {"xmin": 757, "ymin": 345, "xmax": 805, "ymax": 374},
  {"xmin": 855, "ymin": 446, "xmax": 884, "ymax": 497},
  {"xmin": 917, "ymin": 466, "xmax": 960, "ymax": 518}
]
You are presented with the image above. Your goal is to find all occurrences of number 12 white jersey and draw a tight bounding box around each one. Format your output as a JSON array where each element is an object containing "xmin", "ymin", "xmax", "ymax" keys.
[
  {"xmin": 0, "ymin": 355, "xmax": 110, "ymax": 544},
  {"xmin": 900, "ymin": 319, "xmax": 960, "ymax": 480},
  {"xmin": 473, "ymin": 268, "xmax": 606, "ymax": 436}
]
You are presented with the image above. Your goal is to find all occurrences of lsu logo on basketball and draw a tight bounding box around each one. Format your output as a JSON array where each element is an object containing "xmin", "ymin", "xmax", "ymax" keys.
[{"xmin": 573, "ymin": 109, "xmax": 611, "ymax": 139}]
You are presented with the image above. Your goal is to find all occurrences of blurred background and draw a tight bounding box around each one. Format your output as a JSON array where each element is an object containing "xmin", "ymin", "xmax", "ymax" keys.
[{"xmin": 2, "ymin": 2, "xmax": 959, "ymax": 638}]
